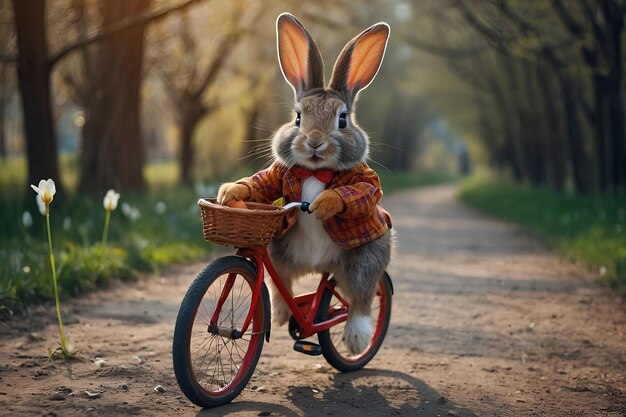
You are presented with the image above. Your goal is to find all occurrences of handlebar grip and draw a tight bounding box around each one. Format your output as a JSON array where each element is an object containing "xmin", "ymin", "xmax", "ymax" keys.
[{"xmin": 283, "ymin": 201, "xmax": 312, "ymax": 213}]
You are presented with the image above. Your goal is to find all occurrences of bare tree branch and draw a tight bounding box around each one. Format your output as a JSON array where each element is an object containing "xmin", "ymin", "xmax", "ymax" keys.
[
  {"xmin": 48, "ymin": 0, "xmax": 207, "ymax": 68},
  {"xmin": 406, "ymin": 35, "xmax": 487, "ymax": 60},
  {"xmin": 191, "ymin": 2, "xmax": 265, "ymax": 100},
  {"xmin": 551, "ymin": 0, "xmax": 585, "ymax": 36}
]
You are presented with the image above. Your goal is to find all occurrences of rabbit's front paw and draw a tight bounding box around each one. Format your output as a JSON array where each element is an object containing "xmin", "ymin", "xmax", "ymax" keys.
[
  {"xmin": 217, "ymin": 183, "xmax": 250, "ymax": 205},
  {"xmin": 310, "ymin": 190, "xmax": 344, "ymax": 221}
]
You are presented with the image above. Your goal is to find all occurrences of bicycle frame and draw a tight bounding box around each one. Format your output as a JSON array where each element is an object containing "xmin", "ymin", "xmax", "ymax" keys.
[{"xmin": 208, "ymin": 246, "xmax": 350, "ymax": 341}]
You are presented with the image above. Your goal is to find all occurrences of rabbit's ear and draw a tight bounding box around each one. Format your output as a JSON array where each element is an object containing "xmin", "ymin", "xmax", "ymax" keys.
[
  {"xmin": 276, "ymin": 13, "xmax": 324, "ymax": 100},
  {"xmin": 329, "ymin": 23, "xmax": 389, "ymax": 103}
]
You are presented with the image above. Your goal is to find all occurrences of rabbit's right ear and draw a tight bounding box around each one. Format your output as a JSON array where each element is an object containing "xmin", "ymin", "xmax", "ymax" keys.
[{"xmin": 276, "ymin": 13, "xmax": 324, "ymax": 100}]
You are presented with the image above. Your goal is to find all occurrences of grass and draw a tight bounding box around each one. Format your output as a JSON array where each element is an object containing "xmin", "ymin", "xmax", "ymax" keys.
[
  {"xmin": 0, "ymin": 157, "xmax": 217, "ymax": 314},
  {"xmin": 459, "ymin": 174, "xmax": 626, "ymax": 293},
  {"xmin": 378, "ymin": 170, "xmax": 459, "ymax": 194},
  {"xmin": 0, "ymin": 154, "xmax": 457, "ymax": 313}
]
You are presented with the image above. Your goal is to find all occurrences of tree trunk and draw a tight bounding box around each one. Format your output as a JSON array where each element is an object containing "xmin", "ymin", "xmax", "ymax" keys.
[
  {"xmin": 608, "ymin": 75, "xmax": 626, "ymax": 191},
  {"xmin": 474, "ymin": 92, "xmax": 503, "ymax": 169},
  {"xmin": 0, "ymin": 94, "xmax": 5, "ymax": 160},
  {"xmin": 175, "ymin": 97, "xmax": 207, "ymax": 185},
  {"xmin": 497, "ymin": 58, "xmax": 529, "ymax": 182},
  {"xmin": 0, "ymin": 62, "xmax": 7, "ymax": 160},
  {"xmin": 591, "ymin": 74, "xmax": 610, "ymax": 192},
  {"xmin": 12, "ymin": 0, "xmax": 63, "ymax": 193},
  {"xmin": 179, "ymin": 119, "xmax": 195, "ymax": 185},
  {"xmin": 520, "ymin": 63, "xmax": 545, "ymax": 186},
  {"xmin": 607, "ymin": 12, "xmax": 625, "ymax": 191},
  {"xmin": 488, "ymin": 78, "xmax": 522, "ymax": 181},
  {"xmin": 79, "ymin": 0, "xmax": 150, "ymax": 194},
  {"xmin": 557, "ymin": 73, "xmax": 593, "ymax": 193},
  {"xmin": 536, "ymin": 65, "xmax": 566, "ymax": 189}
]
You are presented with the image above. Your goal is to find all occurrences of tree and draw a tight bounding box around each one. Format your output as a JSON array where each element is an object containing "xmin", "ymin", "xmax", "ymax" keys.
[
  {"xmin": 10, "ymin": 0, "xmax": 207, "ymax": 194},
  {"xmin": 151, "ymin": 1, "xmax": 264, "ymax": 183},
  {"xmin": 435, "ymin": 0, "xmax": 597, "ymax": 192},
  {"xmin": 0, "ymin": 4, "xmax": 15, "ymax": 160},
  {"xmin": 12, "ymin": 0, "xmax": 63, "ymax": 194},
  {"xmin": 552, "ymin": 0, "xmax": 626, "ymax": 192},
  {"xmin": 76, "ymin": 0, "xmax": 151, "ymax": 193}
]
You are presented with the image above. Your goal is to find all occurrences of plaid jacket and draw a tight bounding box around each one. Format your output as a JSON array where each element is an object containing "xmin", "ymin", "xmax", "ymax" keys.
[{"xmin": 236, "ymin": 162, "xmax": 392, "ymax": 249}]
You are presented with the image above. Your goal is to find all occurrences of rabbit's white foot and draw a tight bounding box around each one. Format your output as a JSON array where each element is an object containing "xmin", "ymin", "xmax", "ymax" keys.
[
  {"xmin": 271, "ymin": 296, "xmax": 291, "ymax": 327},
  {"xmin": 344, "ymin": 315, "xmax": 372, "ymax": 354}
]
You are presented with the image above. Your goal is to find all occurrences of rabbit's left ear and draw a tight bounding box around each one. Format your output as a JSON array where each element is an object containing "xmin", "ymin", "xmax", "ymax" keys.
[
  {"xmin": 276, "ymin": 13, "xmax": 324, "ymax": 100},
  {"xmin": 329, "ymin": 23, "xmax": 390, "ymax": 103}
]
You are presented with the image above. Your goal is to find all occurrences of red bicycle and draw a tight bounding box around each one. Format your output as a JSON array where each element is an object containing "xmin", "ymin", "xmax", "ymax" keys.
[{"xmin": 172, "ymin": 199, "xmax": 393, "ymax": 407}]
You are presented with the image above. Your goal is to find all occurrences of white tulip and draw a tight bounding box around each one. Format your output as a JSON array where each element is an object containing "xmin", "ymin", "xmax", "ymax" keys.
[
  {"xmin": 30, "ymin": 179, "xmax": 56, "ymax": 206},
  {"xmin": 35, "ymin": 194, "xmax": 46, "ymax": 215},
  {"xmin": 22, "ymin": 211, "xmax": 33, "ymax": 227},
  {"xmin": 63, "ymin": 217, "xmax": 72, "ymax": 231},
  {"xmin": 155, "ymin": 201, "xmax": 166, "ymax": 214},
  {"xmin": 103, "ymin": 189, "xmax": 120, "ymax": 211},
  {"xmin": 130, "ymin": 207, "xmax": 141, "ymax": 221},
  {"xmin": 121, "ymin": 202, "xmax": 132, "ymax": 217}
]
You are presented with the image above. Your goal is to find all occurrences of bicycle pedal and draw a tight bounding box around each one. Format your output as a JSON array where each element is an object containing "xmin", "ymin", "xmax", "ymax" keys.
[{"xmin": 293, "ymin": 341, "xmax": 322, "ymax": 356}]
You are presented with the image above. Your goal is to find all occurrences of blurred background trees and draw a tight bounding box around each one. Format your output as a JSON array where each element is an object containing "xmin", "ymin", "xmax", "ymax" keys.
[{"xmin": 0, "ymin": 0, "xmax": 625, "ymax": 195}]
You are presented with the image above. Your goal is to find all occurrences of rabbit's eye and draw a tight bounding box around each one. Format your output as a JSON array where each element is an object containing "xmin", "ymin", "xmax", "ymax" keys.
[
  {"xmin": 338, "ymin": 113, "xmax": 348, "ymax": 129},
  {"xmin": 295, "ymin": 112, "xmax": 301, "ymax": 127}
]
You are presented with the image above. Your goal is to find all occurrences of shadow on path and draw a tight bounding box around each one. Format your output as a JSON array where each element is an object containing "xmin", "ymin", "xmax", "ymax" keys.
[{"xmin": 198, "ymin": 368, "xmax": 478, "ymax": 417}]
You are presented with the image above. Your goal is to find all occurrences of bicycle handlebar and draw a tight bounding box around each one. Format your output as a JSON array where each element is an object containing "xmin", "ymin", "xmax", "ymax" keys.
[{"xmin": 283, "ymin": 201, "xmax": 312, "ymax": 213}]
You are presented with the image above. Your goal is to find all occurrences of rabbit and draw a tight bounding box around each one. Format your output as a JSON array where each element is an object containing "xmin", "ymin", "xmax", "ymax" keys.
[{"xmin": 218, "ymin": 13, "xmax": 392, "ymax": 355}]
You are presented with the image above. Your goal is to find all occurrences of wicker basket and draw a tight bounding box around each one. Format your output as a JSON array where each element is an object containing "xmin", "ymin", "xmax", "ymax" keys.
[{"xmin": 198, "ymin": 198, "xmax": 287, "ymax": 248}]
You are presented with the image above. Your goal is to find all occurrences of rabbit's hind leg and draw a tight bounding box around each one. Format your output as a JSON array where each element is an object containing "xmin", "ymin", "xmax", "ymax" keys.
[
  {"xmin": 334, "ymin": 265, "xmax": 378, "ymax": 355},
  {"xmin": 335, "ymin": 233, "xmax": 392, "ymax": 355}
]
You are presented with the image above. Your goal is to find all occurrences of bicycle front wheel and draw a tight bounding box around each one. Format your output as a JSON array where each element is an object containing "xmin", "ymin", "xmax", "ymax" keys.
[
  {"xmin": 172, "ymin": 256, "xmax": 269, "ymax": 408},
  {"xmin": 317, "ymin": 272, "xmax": 393, "ymax": 372}
]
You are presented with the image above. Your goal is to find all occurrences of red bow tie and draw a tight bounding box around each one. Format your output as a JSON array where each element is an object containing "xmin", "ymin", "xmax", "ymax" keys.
[{"xmin": 293, "ymin": 167, "xmax": 334, "ymax": 184}]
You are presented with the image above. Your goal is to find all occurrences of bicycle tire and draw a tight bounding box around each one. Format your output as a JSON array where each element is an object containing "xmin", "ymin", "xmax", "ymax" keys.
[
  {"xmin": 172, "ymin": 256, "xmax": 270, "ymax": 407},
  {"xmin": 317, "ymin": 272, "xmax": 393, "ymax": 372}
]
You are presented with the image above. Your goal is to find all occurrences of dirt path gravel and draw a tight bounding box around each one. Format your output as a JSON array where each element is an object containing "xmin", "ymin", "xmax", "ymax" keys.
[{"xmin": 1, "ymin": 185, "xmax": 625, "ymax": 416}]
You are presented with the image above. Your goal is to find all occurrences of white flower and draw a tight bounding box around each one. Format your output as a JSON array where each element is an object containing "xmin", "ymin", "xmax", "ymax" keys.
[
  {"xmin": 103, "ymin": 189, "xmax": 120, "ymax": 211},
  {"xmin": 63, "ymin": 217, "xmax": 72, "ymax": 231},
  {"xmin": 121, "ymin": 202, "xmax": 140, "ymax": 221},
  {"xmin": 121, "ymin": 202, "xmax": 132, "ymax": 217},
  {"xmin": 130, "ymin": 207, "xmax": 141, "ymax": 221},
  {"xmin": 22, "ymin": 211, "xmax": 33, "ymax": 227},
  {"xmin": 155, "ymin": 201, "xmax": 166, "ymax": 214},
  {"xmin": 35, "ymin": 195, "xmax": 46, "ymax": 215},
  {"xmin": 30, "ymin": 179, "xmax": 56, "ymax": 206}
]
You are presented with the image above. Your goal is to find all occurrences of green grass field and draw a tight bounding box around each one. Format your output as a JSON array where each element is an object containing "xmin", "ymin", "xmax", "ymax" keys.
[
  {"xmin": 0, "ymin": 157, "xmax": 212, "ymax": 313},
  {"xmin": 460, "ymin": 175, "xmax": 626, "ymax": 293},
  {"xmin": 0, "ymin": 155, "xmax": 455, "ymax": 313},
  {"xmin": 378, "ymin": 170, "xmax": 459, "ymax": 195}
]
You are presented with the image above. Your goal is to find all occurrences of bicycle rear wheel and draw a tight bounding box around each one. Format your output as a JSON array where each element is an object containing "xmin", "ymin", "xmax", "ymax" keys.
[
  {"xmin": 317, "ymin": 272, "xmax": 393, "ymax": 372},
  {"xmin": 172, "ymin": 256, "xmax": 269, "ymax": 407}
]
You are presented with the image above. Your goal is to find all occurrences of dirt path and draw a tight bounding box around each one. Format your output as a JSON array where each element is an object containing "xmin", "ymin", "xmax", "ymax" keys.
[{"xmin": 1, "ymin": 185, "xmax": 625, "ymax": 417}]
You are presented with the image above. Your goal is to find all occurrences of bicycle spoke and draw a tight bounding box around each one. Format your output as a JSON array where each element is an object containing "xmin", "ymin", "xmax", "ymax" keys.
[{"xmin": 174, "ymin": 258, "xmax": 269, "ymax": 406}]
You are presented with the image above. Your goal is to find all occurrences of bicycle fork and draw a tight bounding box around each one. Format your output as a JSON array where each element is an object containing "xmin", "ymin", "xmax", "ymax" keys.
[{"xmin": 207, "ymin": 252, "xmax": 267, "ymax": 341}]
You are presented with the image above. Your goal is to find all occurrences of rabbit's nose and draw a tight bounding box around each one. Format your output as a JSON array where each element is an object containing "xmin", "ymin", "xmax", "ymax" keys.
[
  {"xmin": 305, "ymin": 131, "xmax": 327, "ymax": 150},
  {"xmin": 305, "ymin": 137, "xmax": 328, "ymax": 152}
]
